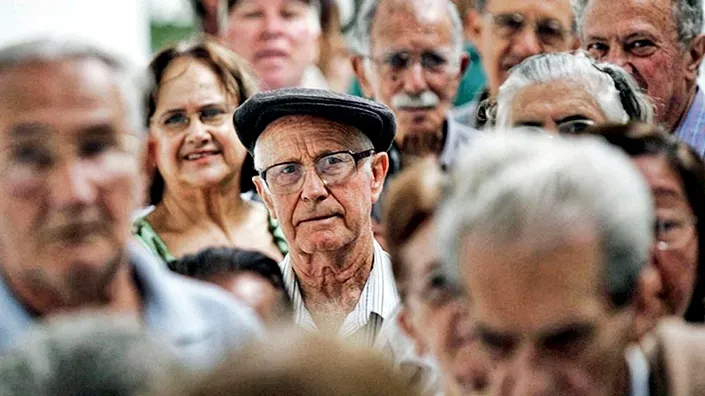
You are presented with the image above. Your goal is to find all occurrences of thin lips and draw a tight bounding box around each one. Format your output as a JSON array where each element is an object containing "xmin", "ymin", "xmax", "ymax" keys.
[
  {"xmin": 297, "ymin": 213, "xmax": 339, "ymax": 225},
  {"xmin": 182, "ymin": 150, "xmax": 220, "ymax": 160},
  {"xmin": 255, "ymin": 49, "xmax": 288, "ymax": 59}
]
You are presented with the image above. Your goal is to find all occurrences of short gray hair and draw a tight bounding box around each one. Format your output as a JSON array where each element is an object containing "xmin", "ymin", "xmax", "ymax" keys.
[
  {"xmin": 0, "ymin": 38, "xmax": 150, "ymax": 136},
  {"xmin": 494, "ymin": 52, "xmax": 654, "ymax": 128},
  {"xmin": 573, "ymin": 0, "xmax": 704, "ymax": 48},
  {"xmin": 438, "ymin": 132, "xmax": 654, "ymax": 308},
  {"xmin": 354, "ymin": 0, "xmax": 464, "ymax": 58},
  {"xmin": 0, "ymin": 314, "xmax": 184, "ymax": 396}
]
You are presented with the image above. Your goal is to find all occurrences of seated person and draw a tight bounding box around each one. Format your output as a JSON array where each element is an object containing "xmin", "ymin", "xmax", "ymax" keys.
[
  {"xmin": 171, "ymin": 247, "xmax": 293, "ymax": 325},
  {"xmin": 134, "ymin": 37, "xmax": 287, "ymax": 264},
  {"xmin": 492, "ymin": 52, "xmax": 653, "ymax": 133}
]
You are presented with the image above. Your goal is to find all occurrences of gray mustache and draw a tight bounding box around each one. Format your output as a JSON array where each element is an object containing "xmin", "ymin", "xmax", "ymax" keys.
[{"xmin": 391, "ymin": 91, "xmax": 440, "ymax": 109}]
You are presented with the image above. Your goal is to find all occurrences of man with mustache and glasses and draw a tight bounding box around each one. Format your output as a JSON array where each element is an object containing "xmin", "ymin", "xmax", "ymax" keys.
[
  {"xmin": 0, "ymin": 39, "xmax": 261, "ymax": 369},
  {"xmin": 234, "ymin": 87, "xmax": 399, "ymax": 345},
  {"xmin": 352, "ymin": 0, "xmax": 478, "ymax": 232},
  {"xmin": 575, "ymin": 0, "xmax": 705, "ymax": 158},
  {"xmin": 454, "ymin": 0, "xmax": 577, "ymax": 129}
]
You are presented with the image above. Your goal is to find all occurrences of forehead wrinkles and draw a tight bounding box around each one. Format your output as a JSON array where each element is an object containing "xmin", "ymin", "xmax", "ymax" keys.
[
  {"xmin": 255, "ymin": 115, "xmax": 367, "ymax": 166},
  {"xmin": 583, "ymin": 0, "xmax": 676, "ymax": 38},
  {"xmin": 0, "ymin": 59, "xmax": 120, "ymax": 110},
  {"xmin": 372, "ymin": 0, "xmax": 453, "ymax": 46}
]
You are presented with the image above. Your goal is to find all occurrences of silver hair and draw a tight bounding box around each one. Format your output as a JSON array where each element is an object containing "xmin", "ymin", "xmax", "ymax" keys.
[
  {"xmin": 573, "ymin": 0, "xmax": 704, "ymax": 48},
  {"xmin": 0, "ymin": 38, "xmax": 151, "ymax": 137},
  {"xmin": 494, "ymin": 52, "xmax": 654, "ymax": 128},
  {"xmin": 0, "ymin": 314, "xmax": 183, "ymax": 396},
  {"xmin": 438, "ymin": 131, "xmax": 654, "ymax": 308},
  {"xmin": 353, "ymin": 0, "xmax": 465, "ymax": 60}
]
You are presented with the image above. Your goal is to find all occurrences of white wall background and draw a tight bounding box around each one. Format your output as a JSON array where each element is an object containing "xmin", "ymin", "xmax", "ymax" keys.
[{"xmin": 0, "ymin": 0, "xmax": 150, "ymax": 67}]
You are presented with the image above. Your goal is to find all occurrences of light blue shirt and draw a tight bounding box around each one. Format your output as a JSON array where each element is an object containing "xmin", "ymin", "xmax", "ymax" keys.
[{"xmin": 0, "ymin": 240, "xmax": 263, "ymax": 371}]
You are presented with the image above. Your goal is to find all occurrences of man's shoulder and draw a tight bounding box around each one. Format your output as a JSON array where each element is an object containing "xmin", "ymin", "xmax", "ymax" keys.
[{"xmin": 644, "ymin": 319, "xmax": 705, "ymax": 396}]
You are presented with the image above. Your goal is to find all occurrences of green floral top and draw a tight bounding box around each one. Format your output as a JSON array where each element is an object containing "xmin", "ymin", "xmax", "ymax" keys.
[{"xmin": 132, "ymin": 206, "xmax": 288, "ymax": 264}]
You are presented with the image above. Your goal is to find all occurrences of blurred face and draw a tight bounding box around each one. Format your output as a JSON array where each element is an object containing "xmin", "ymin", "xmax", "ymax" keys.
[
  {"xmin": 224, "ymin": 0, "xmax": 321, "ymax": 90},
  {"xmin": 357, "ymin": 0, "xmax": 467, "ymax": 157},
  {"xmin": 461, "ymin": 233, "xmax": 636, "ymax": 396},
  {"xmin": 581, "ymin": 0, "xmax": 693, "ymax": 129},
  {"xmin": 0, "ymin": 59, "xmax": 141, "ymax": 304},
  {"xmin": 471, "ymin": 0, "xmax": 575, "ymax": 97},
  {"xmin": 633, "ymin": 154, "xmax": 698, "ymax": 317},
  {"xmin": 208, "ymin": 272, "xmax": 285, "ymax": 324},
  {"xmin": 399, "ymin": 221, "xmax": 489, "ymax": 394},
  {"xmin": 507, "ymin": 80, "xmax": 608, "ymax": 134},
  {"xmin": 149, "ymin": 58, "xmax": 247, "ymax": 192},
  {"xmin": 253, "ymin": 116, "xmax": 388, "ymax": 254}
]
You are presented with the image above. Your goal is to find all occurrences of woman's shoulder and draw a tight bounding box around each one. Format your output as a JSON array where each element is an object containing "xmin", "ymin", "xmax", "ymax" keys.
[{"xmin": 132, "ymin": 207, "xmax": 176, "ymax": 263}]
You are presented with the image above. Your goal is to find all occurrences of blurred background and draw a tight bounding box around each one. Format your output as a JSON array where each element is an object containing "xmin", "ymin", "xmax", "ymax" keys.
[{"xmin": 0, "ymin": 0, "xmax": 362, "ymax": 67}]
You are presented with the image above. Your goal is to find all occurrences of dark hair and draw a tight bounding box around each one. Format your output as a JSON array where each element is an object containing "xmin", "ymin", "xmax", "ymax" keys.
[
  {"xmin": 170, "ymin": 247, "xmax": 287, "ymax": 293},
  {"xmin": 146, "ymin": 37, "xmax": 258, "ymax": 205},
  {"xmin": 585, "ymin": 122, "xmax": 705, "ymax": 322},
  {"xmin": 383, "ymin": 157, "xmax": 447, "ymax": 300}
]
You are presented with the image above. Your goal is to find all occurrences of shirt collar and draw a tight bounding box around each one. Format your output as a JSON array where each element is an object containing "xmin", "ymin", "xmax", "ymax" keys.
[
  {"xmin": 626, "ymin": 345, "xmax": 650, "ymax": 396},
  {"xmin": 0, "ymin": 240, "xmax": 214, "ymax": 352},
  {"xmin": 674, "ymin": 86, "xmax": 705, "ymax": 155},
  {"xmin": 280, "ymin": 240, "xmax": 400, "ymax": 336}
]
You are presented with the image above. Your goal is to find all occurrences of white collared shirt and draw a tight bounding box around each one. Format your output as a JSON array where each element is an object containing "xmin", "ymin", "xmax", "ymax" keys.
[{"xmin": 279, "ymin": 240, "xmax": 400, "ymax": 346}]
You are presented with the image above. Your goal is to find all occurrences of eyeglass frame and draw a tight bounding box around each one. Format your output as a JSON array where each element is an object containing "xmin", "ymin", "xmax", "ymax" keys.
[
  {"xmin": 149, "ymin": 103, "xmax": 236, "ymax": 133},
  {"xmin": 362, "ymin": 48, "xmax": 461, "ymax": 79},
  {"xmin": 654, "ymin": 216, "xmax": 698, "ymax": 251},
  {"xmin": 485, "ymin": 12, "xmax": 571, "ymax": 47},
  {"xmin": 258, "ymin": 149, "xmax": 376, "ymax": 195}
]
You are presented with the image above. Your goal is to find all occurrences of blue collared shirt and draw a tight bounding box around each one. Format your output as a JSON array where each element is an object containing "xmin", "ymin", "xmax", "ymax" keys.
[
  {"xmin": 674, "ymin": 87, "xmax": 705, "ymax": 157},
  {"xmin": 0, "ymin": 240, "xmax": 263, "ymax": 371}
]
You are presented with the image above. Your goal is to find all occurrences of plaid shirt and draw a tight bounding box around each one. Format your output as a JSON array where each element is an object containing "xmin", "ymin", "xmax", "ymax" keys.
[{"xmin": 674, "ymin": 87, "xmax": 705, "ymax": 158}]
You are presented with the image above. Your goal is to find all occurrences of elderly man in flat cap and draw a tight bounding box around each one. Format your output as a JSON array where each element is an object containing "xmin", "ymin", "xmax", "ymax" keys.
[{"xmin": 234, "ymin": 88, "xmax": 399, "ymax": 344}]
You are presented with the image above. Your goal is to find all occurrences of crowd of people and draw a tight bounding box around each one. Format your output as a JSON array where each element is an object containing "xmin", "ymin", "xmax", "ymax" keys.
[{"xmin": 2, "ymin": 0, "xmax": 705, "ymax": 394}]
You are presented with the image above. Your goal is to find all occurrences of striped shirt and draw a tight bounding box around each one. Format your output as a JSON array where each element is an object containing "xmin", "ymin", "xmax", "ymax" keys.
[
  {"xmin": 279, "ymin": 240, "xmax": 400, "ymax": 346},
  {"xmin": 674, "ymin": 87, "xmax": 705, "ymax": 158}
]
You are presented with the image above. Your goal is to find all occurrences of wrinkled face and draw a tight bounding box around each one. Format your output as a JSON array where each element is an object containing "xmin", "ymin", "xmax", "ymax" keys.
[
  {"xmin": 253, "ymin": 116, "xmax": 388, "ymax": 254},
  {"xmin": 149, "ymin": 57, "xmax": 247, "ymax": 192},
  {"xmin": 461, "ymin": 233, "xmax": 635, "ymax": 396},
  {"xmin": 507, "ymin": 80, "xmax": 609, "ymax": 134},
  {"xmin": 224, "ymin": 0, "xmax": 320, "ymax": 90},
  {"xmin": 581, "ymin": 0, "xmax": 689, "ymax": 129},
  {"xmin": 208, "ymin": 272, "xmax": 285, "ymax": 324},
  {"xmin": 400, "ymin": 221, "xmax": 489, "ymax": 394},
  {"xmin": 0, "ymin": 59, "xmax": 141, "ymax": 303},
  {"xmin": 473, "ymin": 0, "xmax": 575, "ymax": 97},
  {"xmin": 359, "ymin": 0, "xmax": 466, "ymax": 156},
  {"xmin": 633, "ymin": 154, "xmax": 698, "ymax": 317}
]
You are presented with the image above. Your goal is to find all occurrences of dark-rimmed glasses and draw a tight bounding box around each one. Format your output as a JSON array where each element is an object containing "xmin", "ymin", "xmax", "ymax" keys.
[
  {"xmin": 365, "ymin": 49, "xmax": 457, "ymax": 79},
  {"xmin": 259, "ymin": 149, "xmax": 375, "ymax": 195},
  {"xmin": 488, "ymin": 12, "xmax": 569, "ymax": 48}
]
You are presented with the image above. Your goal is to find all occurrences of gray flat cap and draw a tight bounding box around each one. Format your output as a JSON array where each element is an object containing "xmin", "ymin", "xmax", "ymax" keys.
[{"xmin": 233, "ymin": 87, "xmax": 396, "ymax": 155}]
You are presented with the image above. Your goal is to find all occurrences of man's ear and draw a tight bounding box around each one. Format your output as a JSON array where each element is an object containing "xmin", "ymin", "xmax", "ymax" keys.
[
  {"xmin": 370, "ymin": 152, "xmax": 390, "ymax": 203},
  {"xmin": 253, "ymin": 176, "xmax": 278, "ymax": 221},
  {"xmin": 398, "ymin": 307, "xmax": 428, "ymax": 356},
  {"xmin": 457, "ymin": 52, "xmax": 471, "ymax": 80},
  {"xmin": 685, "ymin": 34, "xmax": 705, "ymax": 81},
  {"xmin": 632, "ymin": 264, "xmax": 665, "ymax": 341},
  {"xmin": 466, "ymin": 9, "xmax": 484, "ymax": 56},
  {"xmin": 352, "ymin": 55, "xmax": 376, "ymax": 99}
]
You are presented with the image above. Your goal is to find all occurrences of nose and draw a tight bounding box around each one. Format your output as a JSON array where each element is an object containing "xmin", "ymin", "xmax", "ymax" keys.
[
  {"xmin": 402, "ymin": 62, "xmax": 429, "ymax": 95},
  {"xmin": 300, "ymin": 169, "xmax": 329, "ymax": 202},
  {"xmin": 261, "ymin": 13, "xmax": 285, "ymax": 39},
  {"xmin": 185, "ymin": 121, "xmax": 212, "ymax": 146},
  {"xmin": 49, "ymin": 159, "xmax": 98, "ymax": 208},
  {"xmin": 604, "ymin": 46, "xmax": 633, "ymax": 73},
  {"xmin": 509, "ymin": 347, "xmax": 555, "ymax": 396},
  {"xmin": 513, "ymin": 28, "xmax": 543, "ymax": 59}
]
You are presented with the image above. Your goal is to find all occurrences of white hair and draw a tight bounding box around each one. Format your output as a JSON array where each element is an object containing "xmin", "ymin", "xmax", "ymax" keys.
[
  {"xmin": 354, "ymin": 0, "xmax": 464, "ymax": 60},
  {"xmin": 0, "ymin": 38, "xmax": 151, "ymax": 137},
  {"xmin": 494, "ymin": 52, "xmax": 653, "ymax": 128},
  {"xmin": 438, "ymin": 131, "xmax": 654, "ymax": 307},
  {"xmin": 573, "ymin": 0, "xmax": 704, "ymax": 48}
]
